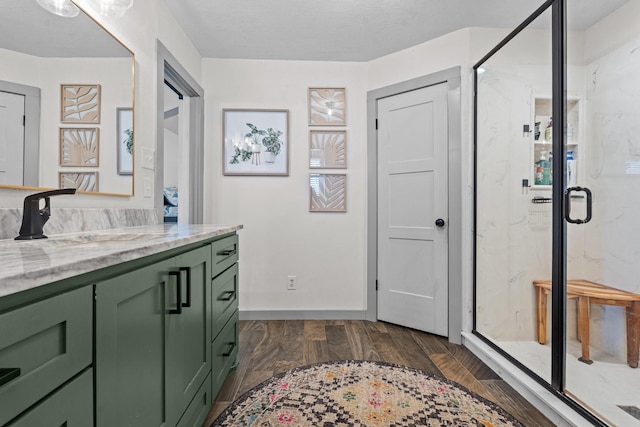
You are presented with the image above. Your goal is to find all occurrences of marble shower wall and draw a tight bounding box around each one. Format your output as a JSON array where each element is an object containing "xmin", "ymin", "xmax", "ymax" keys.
[
  {"xmin": 577, "ymin": 22, "xmax": 640, "ymax": 361},
  {"xmin": 0, "ymin": 208, "xmax": 158, "ymax": 240}
]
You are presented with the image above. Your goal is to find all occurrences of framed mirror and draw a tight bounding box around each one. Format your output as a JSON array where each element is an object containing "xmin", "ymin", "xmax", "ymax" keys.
[{"xmin": 0, "ymin": 0, "xmax": 134, "ymax": 196}]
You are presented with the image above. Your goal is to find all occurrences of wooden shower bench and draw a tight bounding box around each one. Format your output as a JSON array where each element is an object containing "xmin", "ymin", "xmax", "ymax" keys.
[{"xmin": 533, "ymin": 279, "xmax": 640, "ymax": 368}]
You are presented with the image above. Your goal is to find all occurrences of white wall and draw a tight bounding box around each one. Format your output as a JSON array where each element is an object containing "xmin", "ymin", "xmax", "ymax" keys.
[
  {"xmin": 202, "ymin": 29, "xmax": 486, "ymax": 319},
  {"xmin": 203, "ymin": 59, "xmax": 368, "ymax": 313}
]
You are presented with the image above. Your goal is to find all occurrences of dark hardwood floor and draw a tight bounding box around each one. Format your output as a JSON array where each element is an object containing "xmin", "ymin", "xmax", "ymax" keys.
[{"xmin": 203, "ymin": 320, "xmax": 555, "ymax": 427}]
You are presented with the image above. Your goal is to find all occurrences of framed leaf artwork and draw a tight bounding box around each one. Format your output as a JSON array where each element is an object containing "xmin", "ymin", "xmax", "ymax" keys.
[
  {"xmin": 309, "ymin": 130, "xmax": 346, "ymax": 168},
  {"xmin": 309, "ymin": 173, "xmax": 347, "ymax": 212},
  {"xmin": 308, "ymin": 87, "xmax": 346, "ymax": 126},
  {"xmin": 61, "ymin": 84, "xmax": 101, "ymax": 123},
  {"xmin": 59, "ymin": 128, "xmax": 99, "ymax": 167},
  {"xmin": 59, "ymin": 172, "xmax": 99, "ymax": 192}
]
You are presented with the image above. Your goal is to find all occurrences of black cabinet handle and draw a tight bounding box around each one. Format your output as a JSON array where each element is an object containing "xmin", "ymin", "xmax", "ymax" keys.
[
  {"xmin": 217, "ymin": 249, "xmax": 236, "ymax": 257},
  {"xmin": 180, "ymin": 267, "xmax": 191, "ymax": 308},
  {"xmin": 565, "ymin": 186, "xmax": 592, "ymax": 224},
  {"xmin": 222, "ymin": 343, "xmax": 236, "ymax": 357},
  {"xmin": 169, "ymin": 271, "xmax": 182, "ymax": 314},
  {"xmin": 218, "ymin": 290, "xmax": 236, "ymax": 301},
  {"xmin": 0, "ymin": 368, "xmax": 20, "ymax": 387},
  {"xmin": 435, "ymin": 218, "xmax": 446, "ymax": 227}
]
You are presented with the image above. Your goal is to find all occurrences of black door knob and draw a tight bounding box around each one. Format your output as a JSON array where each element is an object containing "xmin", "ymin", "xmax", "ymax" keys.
[{"xmin": 435, "ymin": 218, "xmax": 445, "ymax": 227}]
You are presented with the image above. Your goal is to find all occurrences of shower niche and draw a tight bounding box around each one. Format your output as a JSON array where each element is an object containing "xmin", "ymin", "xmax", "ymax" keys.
[{"xmin": 531, "ymin": 97, "xmax": 581, "ymax": 189}]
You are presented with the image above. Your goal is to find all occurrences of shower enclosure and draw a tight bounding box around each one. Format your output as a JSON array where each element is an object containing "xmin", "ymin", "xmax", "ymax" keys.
[{"xmin": 474, "ymin": 1, "xmax": 640, "ymax": 425}]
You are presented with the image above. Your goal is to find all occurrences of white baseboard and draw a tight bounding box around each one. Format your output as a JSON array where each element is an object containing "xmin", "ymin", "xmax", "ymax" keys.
[{"xmin": 239, "ymin": 310, "xmax": 368, "ymax": 321}]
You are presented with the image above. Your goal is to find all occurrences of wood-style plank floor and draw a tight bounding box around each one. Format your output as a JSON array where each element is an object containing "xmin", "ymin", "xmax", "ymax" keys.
[{"xmin": 203, "ymin": 320, "xmax": 555, "ymax": 427}]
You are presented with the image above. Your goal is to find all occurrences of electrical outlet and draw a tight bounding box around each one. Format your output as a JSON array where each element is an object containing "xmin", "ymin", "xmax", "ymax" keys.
[
  {"xmin": 143, "ymin": 177, "xmax": 152, "ymax": 198},
  {"xmin": 287, "ymin": 275, "xmax": 296, "ymax": 290}
]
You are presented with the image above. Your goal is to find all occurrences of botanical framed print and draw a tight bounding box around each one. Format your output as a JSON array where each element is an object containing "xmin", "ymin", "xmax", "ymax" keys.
[
  {"xmin": 308, "ymin": 87, "xmax": 346, "ymax": 126},
  {"xmin": 61, "ymin": 84, "xmax": 101, "ymax": 123},
  {"xmin": 223, "ymin": 109, "xmax": 289, "ymax": 176},
  {"xmin": 309, "ymin": 173, "xmax": 347, "ymax": 212},
  {"xmin": 117, "ymin": 107, "xmax": 133, "ymax": 175},
  {"xmin": 59, "ymin": 128, "xmax": 99, "ymax": 167},
  {"xmin": 59, "ymin": 171, "xmax": 99, "ymax": 192},
  {"xmin": 309, "ymin": 130, "xmax": 346, "ymax": 168}
]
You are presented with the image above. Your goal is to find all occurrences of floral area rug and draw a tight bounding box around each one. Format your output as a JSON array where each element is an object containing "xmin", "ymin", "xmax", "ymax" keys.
[{"xmin": 211, "ymin": 360, "xmax": 524, "ymax": 426}]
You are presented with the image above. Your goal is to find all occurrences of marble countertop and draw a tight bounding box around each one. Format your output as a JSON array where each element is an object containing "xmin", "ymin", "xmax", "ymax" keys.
[{"xmin": 0, "ymin": 224, "xmax": 242, "ymax": 298}]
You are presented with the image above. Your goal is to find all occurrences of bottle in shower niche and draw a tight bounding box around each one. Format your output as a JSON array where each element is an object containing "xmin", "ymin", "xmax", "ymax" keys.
[
  {"xmin": 534, "ymin": 152, "xmax": 546, "ymax": 185},
  {"xmin": 544, "ymin": 117, "xmax": 553, "ymax": 142},
  {"xmin": 567, "ymin": 150, "xmax": 577, "ymax": 186}
]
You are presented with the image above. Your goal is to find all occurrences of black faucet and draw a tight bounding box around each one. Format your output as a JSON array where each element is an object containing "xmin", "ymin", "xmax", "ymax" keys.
[{"xmin": 15, "ymin": 188, "xmax": 77, "ymax": 240}]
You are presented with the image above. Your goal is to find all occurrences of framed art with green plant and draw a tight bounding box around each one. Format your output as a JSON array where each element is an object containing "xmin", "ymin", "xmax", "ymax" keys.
[
  {"xmin": 117, "ymin": 107, "xmax": 133, "ymax": 175},
  {"xmin": 223, "ymin": 109, "xmax": 289, "ymax": 176}
]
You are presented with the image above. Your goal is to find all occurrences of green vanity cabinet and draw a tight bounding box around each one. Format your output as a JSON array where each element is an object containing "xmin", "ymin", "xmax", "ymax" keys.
[
  {"xmin": 95, "ymin": 244, "xmax": 212, "ymax": 427},
  {"xmin": 1, "ymin": 228, "xmax": 240, "ymax": 427},
  {"xmin": 0, "ymin": 286, "xmax": 92, "ymax": 426}
]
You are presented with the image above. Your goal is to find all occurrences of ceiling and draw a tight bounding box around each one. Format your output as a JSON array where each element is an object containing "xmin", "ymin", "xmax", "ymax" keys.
[
  {"xmin": 1, "ymin": 0, "xmax": 130, "ymax": 57},
  {"xmin": 162, "ymin": 0, "xmax": 629, "ymax": 62}
]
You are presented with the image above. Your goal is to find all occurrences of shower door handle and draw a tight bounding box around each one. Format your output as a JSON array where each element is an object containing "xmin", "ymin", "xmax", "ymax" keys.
[{"xmin": 564, "ymin": 186, "xmax": 592, "ymax": 224}]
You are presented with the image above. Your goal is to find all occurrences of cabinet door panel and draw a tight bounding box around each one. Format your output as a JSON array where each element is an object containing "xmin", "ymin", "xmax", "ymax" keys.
[
  {"xmin": 95, "ymin": 259, "xmax": 174, "ymax": 427},
  {"xmin": 0, "ymin": 286, "xmax": 92, "ymax": 426},
  {"xmin": 212, "ymin": 263, "xmax": 238, "ymax": 339},
  {"xmin": 6, "ymin": 368, "xmax": 93, "ymax": 427},
  {"xmin": 169, "ymin": 245, "xmax": 212, "ymax": 421}
]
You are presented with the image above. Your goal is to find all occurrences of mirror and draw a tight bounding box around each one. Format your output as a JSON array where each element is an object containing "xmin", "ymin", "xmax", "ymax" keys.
[{"xmin": 0, "ymin": 0, "xmax": 134, "ymax": 196}]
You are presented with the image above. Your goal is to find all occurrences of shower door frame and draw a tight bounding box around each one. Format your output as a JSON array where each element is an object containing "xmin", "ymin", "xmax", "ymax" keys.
[{"xmin": 472, "ymin": 1, "xmax": 606, "ymax": 425}]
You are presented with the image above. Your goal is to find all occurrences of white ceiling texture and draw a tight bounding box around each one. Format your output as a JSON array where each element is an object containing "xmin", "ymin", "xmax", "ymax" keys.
[{"xmin": 162, "ymin": 0, "xmax": 629, "ymax": 62}]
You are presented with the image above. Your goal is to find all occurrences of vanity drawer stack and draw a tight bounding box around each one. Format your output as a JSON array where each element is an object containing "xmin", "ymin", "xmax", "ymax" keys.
[
  {"xmin": 210, "ymin": 234, "xmax": 240, "ymax": 399},
  {"xmin": 0, "ymin": 286, "xmax": 93, "ymax": 427}
]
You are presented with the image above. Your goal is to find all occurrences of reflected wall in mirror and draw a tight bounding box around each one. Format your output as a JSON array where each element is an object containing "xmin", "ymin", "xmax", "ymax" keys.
[{"xmin": 0, "ymin": 0, "xmax": 134, "ymax": 196}]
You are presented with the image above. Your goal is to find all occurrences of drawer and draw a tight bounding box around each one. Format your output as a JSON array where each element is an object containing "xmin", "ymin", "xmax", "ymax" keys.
[
  {"xmin": 212, "ymin": 263, "xmax": 238, "ymax": 339},
  {"xmin": 6, "ymin": 368, "xmax": 93, "ymax": 427},
  {"xmin": 212, "ymin": 310, "xmax": 239, "ymax": 400},
  {"xmin": 0, "ymin": 286, "xmax": 92, "ymax": 426},
  {"xmin": 211, "ymin": 233, "xmax": 238, "ymax": 278},
  {"xmin": 177, "ymin": 372, "xmax": 212, "ymax": 427}
]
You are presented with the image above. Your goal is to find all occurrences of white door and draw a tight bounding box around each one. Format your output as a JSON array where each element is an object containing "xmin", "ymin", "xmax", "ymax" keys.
[
  {"xmin": 0, "ymin": 91, "xmax": 25, "ymax": 185},
  {"xmin": 377, "ymin": 83, "xmax": 449, "ymax": 336}
]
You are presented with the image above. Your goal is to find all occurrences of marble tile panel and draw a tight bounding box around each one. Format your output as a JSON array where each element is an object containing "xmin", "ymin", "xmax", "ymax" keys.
[{"xmin": 0, "ymin": 208, "xmax": 159, "ymax": 240}]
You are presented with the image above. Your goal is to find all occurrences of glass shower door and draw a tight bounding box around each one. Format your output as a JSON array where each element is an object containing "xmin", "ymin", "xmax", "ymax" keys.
[
  {"xmin": 474, "ymin": 5, "xmax": 554, "ymax": 384},
  {"xmin": 563, "ymin": 1, "xmax": 640, "ymax": 424}
]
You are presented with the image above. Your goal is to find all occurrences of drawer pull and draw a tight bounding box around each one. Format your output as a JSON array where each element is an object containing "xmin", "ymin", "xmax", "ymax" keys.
[
  {"xmin": 222, "ymin": 343, "xmax": 236, "ymax": 357},
  {"xmin": 217, "ymin": 249, "xmax": 236, "ymax": 257},
  {"xmin": 218, "ymin": 290, "xmax": 236, "ymax": 301},
  {"xmin": 169, "ymin": 271, "xmax": 182, "ymax": 314},
  {"xmin": 0, "ymin": 368, "xmax": 20, "ymax": 387}
]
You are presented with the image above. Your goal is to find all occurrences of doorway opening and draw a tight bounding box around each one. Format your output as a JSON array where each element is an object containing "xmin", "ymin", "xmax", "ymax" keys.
[{"xmin": 156, "ymin": 41, "xmax": 204, "ymax": 224}]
